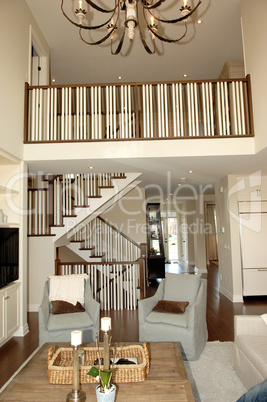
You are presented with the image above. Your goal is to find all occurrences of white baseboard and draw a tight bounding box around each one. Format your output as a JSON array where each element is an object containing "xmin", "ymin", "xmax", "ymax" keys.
[
  {"xmin": 14, "ymin": 323, "xmax": 29, "ymax": 337},
  {"xmin": 195, "ymin": 266, "xmax": 208, "ymax": 274},
  {"xmin": 219, "ymin": 286, "xmax": 243, "ymax": 303},
  {"xmin": 232, "ymin": 294, "xmax": 244, "ymax": 303},
  {"xmin": 28, "ymin": 304, "xmax": 39, "ymax": 312}
]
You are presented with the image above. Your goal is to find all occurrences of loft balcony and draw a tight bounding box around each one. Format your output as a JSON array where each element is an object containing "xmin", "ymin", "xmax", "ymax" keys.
[{"xmin": 24, "ymin": 76, "xmax": 254, "ymax": 144}]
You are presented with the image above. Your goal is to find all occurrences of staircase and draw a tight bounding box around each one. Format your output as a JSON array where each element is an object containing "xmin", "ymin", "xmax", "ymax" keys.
[{"xmin": 28, "ymin": 172, "xmax": 146, "ymax": 309}]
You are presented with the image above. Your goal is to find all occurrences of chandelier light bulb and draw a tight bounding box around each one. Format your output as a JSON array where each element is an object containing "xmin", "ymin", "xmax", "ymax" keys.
[{"xmin": 78, "ymin": 0, "xmax": 83, "ymax": 9}]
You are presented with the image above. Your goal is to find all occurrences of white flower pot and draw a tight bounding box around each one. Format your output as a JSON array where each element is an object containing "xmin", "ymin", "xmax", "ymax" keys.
[{"xmin": 96, "ymin": 384, "xmax": 116, "ymax": 402}]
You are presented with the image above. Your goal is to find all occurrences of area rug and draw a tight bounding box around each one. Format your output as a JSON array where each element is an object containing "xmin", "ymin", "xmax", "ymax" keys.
[{"xmin": 184, "ymin": 341, "xmax": 247, "ymax": 402}]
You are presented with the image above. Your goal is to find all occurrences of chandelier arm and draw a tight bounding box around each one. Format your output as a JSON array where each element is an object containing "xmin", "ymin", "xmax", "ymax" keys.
[
  {"xmin": 137, "ymin": 5, "xmax": 155, "ymax": 54},
  {"xmin": 111, "ymin": 30, "xmax": 126, "ymax": 55},
  {"xmin": 85, "ymin": 0, "xmax": 118, "ymax": 14},
  {"xmin": 79, "ymin": 27, "xmax": 116, "ymax": 45},
  {"xmin": 140, "ymin": 0, "xmax": 166, "ymax": 10},
  {"xmin": 147, "ymin": 20, "xmax": 188, "ymax": 43},
  {"xmin": 149, "ymin": 0, "xmax": 202, "ymax": 24},
  {"xmin": 140, "ymin": 34, "xmax": 156, "ymax": 54},
  {"xmin": 142, "ymin": 4, "xmax": 188, "ymax": 44},
  {"xmin": 61, "ymin": 0, "xmax": 116, "ymax": 30}
]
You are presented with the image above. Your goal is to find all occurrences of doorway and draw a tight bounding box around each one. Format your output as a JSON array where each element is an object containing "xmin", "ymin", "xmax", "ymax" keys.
[
  {"xmin": 205, "ymin": 202, "xmax": 218, "ymax": 264},
  {"xmin": 167, "ymin": 217, "xmax": 178, "ymax": 261},
  {"xmin": 28, "ymin": 25, "xmax": 49, "ymax": 86},
  {"xmin": 31, "ymin": 46, "xmax": 41, "ymax": 86}
]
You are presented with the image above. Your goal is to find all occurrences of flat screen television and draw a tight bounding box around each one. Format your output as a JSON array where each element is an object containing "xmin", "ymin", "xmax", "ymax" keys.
[{"xmin": 0, "ymin": 227, "xmax": 19, "ymax": 289}]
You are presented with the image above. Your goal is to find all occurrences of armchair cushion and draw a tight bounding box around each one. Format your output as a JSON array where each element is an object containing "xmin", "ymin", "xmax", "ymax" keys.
[
  {"xmin": 48, "ymin": 311, "xmax": 93, "ymax": 332},
  {"xmin": 152, "ymin": 300, "xmax": 189, "ymax": 314},
  {"xmin": 163, "ymin": 273, "xmax": 201, "ymax": 305},
  {"xmin": 146, "ymin": 310, "xmax": 189, "ymax": 328},
  {"xmin": 51, "ymin": 300, "xmax": 85, "ymax": 314}
]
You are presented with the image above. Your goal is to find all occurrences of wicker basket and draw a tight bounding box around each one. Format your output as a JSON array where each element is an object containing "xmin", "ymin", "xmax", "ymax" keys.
[{"xmin": 47, "ymin": 343, "xmax": 149, "ymax": 385}]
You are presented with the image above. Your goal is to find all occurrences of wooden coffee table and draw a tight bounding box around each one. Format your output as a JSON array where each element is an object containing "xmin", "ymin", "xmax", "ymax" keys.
[{"xmin": 1, "ymin": 342, "xmax": 194, "ymax": 401}]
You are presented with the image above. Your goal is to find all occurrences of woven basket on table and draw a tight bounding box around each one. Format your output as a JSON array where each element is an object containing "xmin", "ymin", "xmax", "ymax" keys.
[{"xmin": 47, "ymin": 343, "xmax": 150, "ymax": 385}]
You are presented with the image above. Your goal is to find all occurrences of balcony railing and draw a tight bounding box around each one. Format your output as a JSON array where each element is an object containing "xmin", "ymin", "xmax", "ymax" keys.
[{"xmin": 24, "ymin": 76, "xmax": 254, "ymax": 143}]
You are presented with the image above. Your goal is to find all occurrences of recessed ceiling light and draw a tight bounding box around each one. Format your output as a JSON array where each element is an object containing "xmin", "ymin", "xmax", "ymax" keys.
[
  {"xmin": 183, "ymin": 74, "xmax": 188, "ymax": 78},
  {"xmin": 178, "ymin": 183, "xmax": 182, "ymax": 187},
  {"xmin": 197, "ymin": 19, "xmax": 203, "ymax": 24},
  {"xmin": 89, "ymin": 166, "xmax": 94, "ymax": 170},
  {"xmin": 51, "ymin": 78, "xmax": 56, "ymax": 83},
  {"xmin": 188, "ymin": 170, "xmax": 194, "ymax": 174},
  {"xmin": 118, "ymin": 76, "xmax": 122, "ymax": 80}
]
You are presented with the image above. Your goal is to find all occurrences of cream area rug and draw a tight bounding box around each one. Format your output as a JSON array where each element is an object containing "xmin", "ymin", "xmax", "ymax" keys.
[{"xmin": 185, "ymin": 341, "xmax": 247, "ymax": 402}]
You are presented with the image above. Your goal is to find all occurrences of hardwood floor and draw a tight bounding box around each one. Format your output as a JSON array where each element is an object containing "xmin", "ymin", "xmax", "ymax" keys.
[{"xmin": 1, "ymin": 261, "xmax": 267, "ymax": 391}]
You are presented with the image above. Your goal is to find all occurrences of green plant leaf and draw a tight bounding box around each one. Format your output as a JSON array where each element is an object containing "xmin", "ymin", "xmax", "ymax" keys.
[
  {"xmin": 100, "ymin": 369, "xmax": 113, "ymax": 387},
  {"xmin": 87, "ymin": 366, "xmax": 99, "ymax": 378}
]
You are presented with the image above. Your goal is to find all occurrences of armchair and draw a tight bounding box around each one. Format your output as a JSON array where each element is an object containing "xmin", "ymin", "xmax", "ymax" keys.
[
  {"xmin": 39, "ymin": 275, "xmax": 100, "ymax": 346},
  {"xmin": 138, "ymin": 273, "xmax": 208, "ymax": 360}
]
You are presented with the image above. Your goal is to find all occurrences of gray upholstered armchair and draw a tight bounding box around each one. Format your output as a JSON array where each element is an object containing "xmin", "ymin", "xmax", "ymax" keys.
[
  {"xmin": 138, "ymin": 273, "xmax": 208, "ymax": 360},
  {"xmin": 39, "ymin": 276, "xmax": 100, "ymax": 346}
]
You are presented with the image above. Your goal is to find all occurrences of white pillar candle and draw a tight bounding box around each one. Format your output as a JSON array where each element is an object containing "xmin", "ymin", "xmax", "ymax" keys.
[
  {"xmin": 71, "ymin": 330, "xmax": 82, "ymax": 346},
  {"xmin": 101, "ymin": 317, "xmax": 111, "ymax": 332}
]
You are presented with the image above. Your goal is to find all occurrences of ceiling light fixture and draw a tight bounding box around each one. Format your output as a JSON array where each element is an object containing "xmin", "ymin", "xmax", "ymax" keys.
[{"xmin": 61, "ymin": 0, "xmax": 202, "ymax": 55}]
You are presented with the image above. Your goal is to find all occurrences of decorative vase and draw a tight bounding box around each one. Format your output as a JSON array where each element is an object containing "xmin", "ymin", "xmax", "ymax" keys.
[{"xmin": 95, "ymin": 385, "xmax": 116, "ymax": 402}]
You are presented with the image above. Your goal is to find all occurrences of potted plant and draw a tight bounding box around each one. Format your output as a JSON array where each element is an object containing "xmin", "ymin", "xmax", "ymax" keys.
[
  {"xmin": 87, "ymin": 364, "xmax": 115, "ymax": 401},
  {"xmin": 87, "ymin": 319, "xmax": 116, "ymax": 401}
]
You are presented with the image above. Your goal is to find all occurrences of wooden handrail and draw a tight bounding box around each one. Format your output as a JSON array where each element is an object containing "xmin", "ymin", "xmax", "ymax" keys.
[
  {"xmin": 97, "ymin": 216, "xmax": 141, "ymax": 249},
  {"xmin": 26, "ymin": 76, "xmax": 251, "ymax": 90}
]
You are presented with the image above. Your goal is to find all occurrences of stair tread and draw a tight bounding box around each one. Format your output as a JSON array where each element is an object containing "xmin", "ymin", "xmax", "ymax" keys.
[{"xmin": 90, "ymin": 253, "xmax": 105, "ymax": 258}]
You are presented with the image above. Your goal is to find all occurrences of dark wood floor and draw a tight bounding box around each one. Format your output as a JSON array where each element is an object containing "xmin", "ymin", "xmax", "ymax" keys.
[{"xmin": 1, "ymin": 262, "xmax": 267, "ymax": 390}]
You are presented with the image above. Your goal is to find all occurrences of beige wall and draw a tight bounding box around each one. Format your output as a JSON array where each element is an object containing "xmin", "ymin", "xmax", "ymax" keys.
[
  {"xmin": 241, "ymin": 0, "xmax": 267, "ymax": 151},
  {"xmin": 101, "ymin": 187, "xmax": 147, "ymax": 244},
  {"xmin": 215, "ymin": 177, "xmax": 235, "ymax": 300},
  {"xmin": 0, "ymin": 0, "xmax": 49, "ymax": 159},
  {"xmin": 28, "ymin": 237, "xmax": 55, "ymax": 311}
]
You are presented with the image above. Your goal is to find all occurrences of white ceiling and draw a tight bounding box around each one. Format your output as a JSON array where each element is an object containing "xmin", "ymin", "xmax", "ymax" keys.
[{"xmin": 25, "ymin": 0, "xmax": 267, "ymax": 198}]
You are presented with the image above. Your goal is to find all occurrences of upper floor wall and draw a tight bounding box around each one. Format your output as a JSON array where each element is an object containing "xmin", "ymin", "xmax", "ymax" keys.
[{"xmin": 0, "ymin": 1, "xmax": 49, "ymax": 160}]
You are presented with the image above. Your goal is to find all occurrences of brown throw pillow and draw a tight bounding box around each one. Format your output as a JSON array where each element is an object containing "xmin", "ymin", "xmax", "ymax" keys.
[
  {"xmin": 152, "ymin": 300, "xmax": 189, "ymax": 314},
  {"xmin": 51, "ymin": 300, "xmax": 85, "ymax": 314}
]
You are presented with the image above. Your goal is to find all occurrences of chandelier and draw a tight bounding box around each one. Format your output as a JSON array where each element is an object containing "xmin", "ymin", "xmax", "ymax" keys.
[{"xmin": 61, "ymin": 0, "xmax": 202, "ymax": 55}]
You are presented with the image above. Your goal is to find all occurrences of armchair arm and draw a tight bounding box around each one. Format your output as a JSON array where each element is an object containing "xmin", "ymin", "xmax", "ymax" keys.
[
  {"xmin": 234, "ymin": 315, "xmax": 267, "ymax": 340},
  {"xmin": 138, "ymin": 281, "xmax": 164, "ymax": 324},
  {"xmin": 38, "ymin": 281, "xmax": 50, "ymax": 331},
  {"xmin": 84, "ymin": 281, "xmax": 100, "ymax": 325},
  {"xmin": 187, "ymin": 279, "xmax": 207, "ymax": 330}
]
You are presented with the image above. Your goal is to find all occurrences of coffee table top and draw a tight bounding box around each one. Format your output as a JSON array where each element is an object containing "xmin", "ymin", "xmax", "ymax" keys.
[{"xmin": 1, "ymin": 342, "xmax": 194, "ymax": 401}]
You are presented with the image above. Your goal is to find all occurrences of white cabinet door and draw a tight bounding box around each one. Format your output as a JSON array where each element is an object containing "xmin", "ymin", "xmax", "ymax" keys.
[
  {"xmin": 0, "ymin": 292, "xmax": 5, "ymax": 344},
  {"xmin": 6, "ymin": 284, "xmax": 19, "ymax": 338}
]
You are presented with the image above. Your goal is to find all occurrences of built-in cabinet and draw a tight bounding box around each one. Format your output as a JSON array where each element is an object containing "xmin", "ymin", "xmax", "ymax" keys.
[
  {"xmin": 239, "ymin": 201, "xmax": 267, "ymax": 296},
  {"xmin": 146, "ymin": 203, "xmax": 165, "ymax": 279},
  {"xmin": 0, "ymin": 282, "xmax": 20, "ymax": 346}
]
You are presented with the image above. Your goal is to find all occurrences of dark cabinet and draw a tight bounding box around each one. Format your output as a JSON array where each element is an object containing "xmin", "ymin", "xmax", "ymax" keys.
[{"xmin": 146, "ymin": 203, "xmax": 165, "ymax": 279}]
